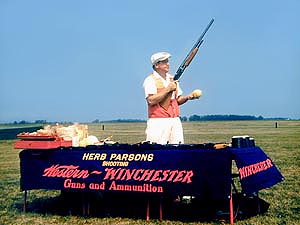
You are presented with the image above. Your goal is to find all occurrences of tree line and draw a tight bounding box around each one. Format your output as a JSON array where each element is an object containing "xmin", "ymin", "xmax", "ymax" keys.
[
  {"xmin": 185, "ymin": 114, "xmax": 265, "ymax": 121},
  {"xmin": 7, "ymin": 115, "xmax": 291, "ymax": 125}
]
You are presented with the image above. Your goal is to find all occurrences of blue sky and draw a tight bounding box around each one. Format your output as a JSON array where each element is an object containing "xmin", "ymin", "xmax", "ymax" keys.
[{"xmin": 1, "ymin": 0, "xmax": 299, "ymax": 123}]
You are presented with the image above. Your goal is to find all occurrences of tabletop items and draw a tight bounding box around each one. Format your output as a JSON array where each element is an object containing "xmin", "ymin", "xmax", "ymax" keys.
[{"xmin": 13, "ymin": 123, "xmax": 110, "ymax": 149}]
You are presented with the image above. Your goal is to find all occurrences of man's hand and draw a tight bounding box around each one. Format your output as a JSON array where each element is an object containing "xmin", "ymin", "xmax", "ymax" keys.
[
  {"xmin": 188, "ymin": 89, "xmax": 202, "ymax": 100},
  {"xmin": 146, "ymin": 81, "xmax": 178, "ymax": 106},
  {"xmin": 167, "ymin": 81, "xmax": 178, "ymax": 93}
]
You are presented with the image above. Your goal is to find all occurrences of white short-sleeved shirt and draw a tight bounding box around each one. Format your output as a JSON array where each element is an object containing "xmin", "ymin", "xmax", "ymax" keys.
[{"xmin": 143, "ymin": 71, "xmax": 183, "ymax": 99}]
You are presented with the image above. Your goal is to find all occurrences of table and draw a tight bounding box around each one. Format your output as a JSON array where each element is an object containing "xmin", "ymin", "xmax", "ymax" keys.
[{"xmin": 19, "ymin": 144, "xmax": 284, "ymax": 223}]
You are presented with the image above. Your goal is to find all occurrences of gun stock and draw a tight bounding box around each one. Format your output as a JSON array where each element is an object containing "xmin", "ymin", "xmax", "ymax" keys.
[{"xmin": 184, "ymin": 47, "xmax": 199, "ymax": 67}]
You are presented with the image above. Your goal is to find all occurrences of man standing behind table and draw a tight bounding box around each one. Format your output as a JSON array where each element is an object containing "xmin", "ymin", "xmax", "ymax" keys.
[{"xmin": 143, "ymin": 52, "xmax": 201, "ymax": 144}]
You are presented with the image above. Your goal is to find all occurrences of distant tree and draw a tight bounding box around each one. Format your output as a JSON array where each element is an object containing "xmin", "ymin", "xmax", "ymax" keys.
[
  {"xmin": 34, "ymin": 120, "xmax": 47, "ymax": 124},
  {"xmin": 180, "ymin": 116, "xmax": 188, "ymax": 121},
  {"xmin": 189, "ymin": 115, "xmax": 201, "ymax": 121}
]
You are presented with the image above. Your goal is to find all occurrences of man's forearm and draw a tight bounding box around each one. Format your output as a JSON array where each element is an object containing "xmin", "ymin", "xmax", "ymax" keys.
[
  {"xmin": 177, "ymin": 95, "xmax": 190, "ymax": 105},
  {"xmin": 147, "ymin": 89, "xmax": 173, "ymax": 106}
]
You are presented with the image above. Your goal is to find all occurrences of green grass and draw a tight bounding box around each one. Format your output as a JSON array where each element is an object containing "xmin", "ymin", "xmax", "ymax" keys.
[{"xmin": 0, "ymin": 121, "xmax": 299, "ymax": 224}]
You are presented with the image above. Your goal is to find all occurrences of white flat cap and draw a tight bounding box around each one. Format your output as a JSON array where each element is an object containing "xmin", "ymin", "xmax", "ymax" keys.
[{"xmin": 150, "ymin": 52, "xmax": 171, "ymax": 65}]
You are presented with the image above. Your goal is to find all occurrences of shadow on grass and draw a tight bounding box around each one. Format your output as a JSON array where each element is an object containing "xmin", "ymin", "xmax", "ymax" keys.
[{"xmin": 14, "ymin": 192, "xmax": 270, "ymax": 223}]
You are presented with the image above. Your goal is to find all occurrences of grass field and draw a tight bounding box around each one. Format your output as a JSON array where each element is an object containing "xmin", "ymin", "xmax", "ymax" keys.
[{"xmin": 0, "ymin": 121, "xmax": 299, "ymax": 225}]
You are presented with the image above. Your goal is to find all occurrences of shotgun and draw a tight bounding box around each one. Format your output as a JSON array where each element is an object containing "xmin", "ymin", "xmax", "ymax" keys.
[
  {"xmin": 173, "ymin": 18, "xmax": 214, "ymax": 81},
  {"xmin": 160, "ymin": 18, "xmax": 214, "ymax": 110}
]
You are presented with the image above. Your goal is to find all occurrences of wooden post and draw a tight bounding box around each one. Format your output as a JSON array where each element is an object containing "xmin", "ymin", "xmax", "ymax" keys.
[
  {"xmin": 23, "ymin": 190, "xmax": 27, "ymax": 213},
  {"xmin": 86, "ymin": 193, "xmax": 90, "ymax": 216},
  {"xmin": 146, "ymin": 199, "xmax": 150, "ymax": 221},
  {"xmin": 82, "ymin": 193, "xmax": 85, "ymax": 216},
  {"xmin": 159, "ymin": 197, "xmax": 163, "ymax": 221}
]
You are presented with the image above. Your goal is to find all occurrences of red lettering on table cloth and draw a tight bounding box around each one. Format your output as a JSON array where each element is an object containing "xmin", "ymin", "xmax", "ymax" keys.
[
  {"xmin": 91, "ymin": 170, "xmax": 102, "ymax": 175},
  {"xmin": 42, "ymin": 164, "xmax": 90, "ymax": 179},
  {"xmin": 64, "ymin": 179, "xmax": 86, "ymax": 189},
  {"xmin": 103, "ymin": 168, "xmax": 194, "ymax": 184},
  {"xmin": 238, "ymin": 159, "xmax": 273, "ymax": 179}
]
